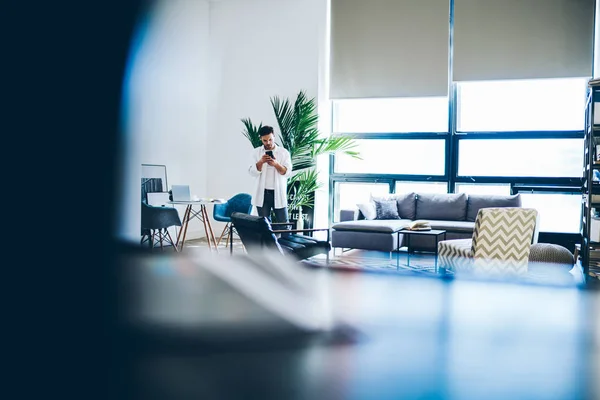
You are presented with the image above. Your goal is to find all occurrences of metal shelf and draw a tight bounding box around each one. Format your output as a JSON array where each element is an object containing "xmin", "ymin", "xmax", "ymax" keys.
[{"xmin": 582, "ymin": 85, "xmax": 600, "ymax": 285}]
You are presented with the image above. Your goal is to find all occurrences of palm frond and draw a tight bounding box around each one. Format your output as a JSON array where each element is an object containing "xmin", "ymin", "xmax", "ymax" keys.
[
  {"xmin": 287, "ymin": 169, "xmax": 322, "ymax": 211},
  {"xmin": 312, "ymin": 136, "xmax": 362, "ymax": 159},
  {"xmin": 241, "ymin": 118, "xmax": 263, "ymax": 148},
  {"xmin": 271, "ymin": 96, "xmax": 295, "ymax": 150}
]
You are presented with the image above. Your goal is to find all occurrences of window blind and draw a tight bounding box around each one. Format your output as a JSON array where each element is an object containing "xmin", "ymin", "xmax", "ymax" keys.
[
  {"xmin": 453, "ymin": 0, "xmax": 594, "ymax": 81},
  {"xmin": 330, "ymin": 0, "xmax": 450, "ymax": 99}
]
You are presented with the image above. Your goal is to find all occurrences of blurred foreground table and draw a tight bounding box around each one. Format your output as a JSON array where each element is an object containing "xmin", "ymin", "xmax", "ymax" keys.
[{"xmin": 113, "ymin": 247, "xmax": 600, "ymax": 400}]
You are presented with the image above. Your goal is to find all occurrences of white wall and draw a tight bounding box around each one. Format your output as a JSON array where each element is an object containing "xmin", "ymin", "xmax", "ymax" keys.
[
  {"xmin": 207, "ymin": 0, "xmax": 328, "ymax": 233},
  {"xmin": 122, "ymin": 0, "xmax": 210, "ymax": 241},
  {"xmin": 120, "ymin": 0, "xmax": 329, "ymax": 242}
]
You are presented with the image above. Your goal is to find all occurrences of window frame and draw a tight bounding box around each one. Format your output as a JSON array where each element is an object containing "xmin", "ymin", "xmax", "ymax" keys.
[{"xmin": 327, "ymin": 0, "xmax": 588, "ymax": 236}]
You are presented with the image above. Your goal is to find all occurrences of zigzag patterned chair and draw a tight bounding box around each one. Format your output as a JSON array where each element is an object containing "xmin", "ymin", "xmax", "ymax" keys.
[{"xmin": 438, "ymin": 207, "xmax": 539, "ymax": 275}]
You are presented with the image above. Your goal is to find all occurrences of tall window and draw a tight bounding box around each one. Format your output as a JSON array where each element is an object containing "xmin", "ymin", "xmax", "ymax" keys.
[
  {"xmin": 335, "ymin": 139, "xmax": 446, "ymax": 175},
  {"xmin": 456, "ymin": 78, "xmax": 588, "ymax": 132},
  {"xmin": 332, "ymin": 97, "xmax": 448, "ymax": 134},
  {"xmin": 328, "ymin": 1, "xmax": 592, "ymax": 235}
]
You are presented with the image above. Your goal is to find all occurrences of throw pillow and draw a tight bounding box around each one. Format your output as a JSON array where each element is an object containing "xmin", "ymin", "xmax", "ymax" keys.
[
  {"xmin": 357, "ymin": 202, "xmax": 377, "ymax": 220},
  {"xmin": 466, "ymin": 194, "xmax": 521, "ymax": 222},
  {"xmin": 374, "ymin": 199, "xmax": 400, "ymax": 220},
  {"xmin": 371, "ymin": 192, "xmax": 416, "ymax": 219}
]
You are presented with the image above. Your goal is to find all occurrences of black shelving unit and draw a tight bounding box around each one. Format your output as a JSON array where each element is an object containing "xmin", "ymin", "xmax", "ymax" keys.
[{"xmin": 581, "ymin": 83, "xmax": 600, "ymax": 284}]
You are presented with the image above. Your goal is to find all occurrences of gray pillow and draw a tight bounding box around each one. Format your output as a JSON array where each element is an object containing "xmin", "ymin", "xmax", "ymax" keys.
[
  {"xmin": 374, "ymin": 199, "xmax": 400, "ymax": 220},
  {"xmin": 466, "ymin": 194, "xmax": 521, "ymax": 222},
  {"xmin": 415, "ymin": 193, "xmax": 468, "ymax": 221},
  {"xmin": 372, "ymin": 192, "xmax": 416, "ymax": 219},
  {"xmin": 395, "ymin": 192, "xmax": 416, "ymax": 220}
]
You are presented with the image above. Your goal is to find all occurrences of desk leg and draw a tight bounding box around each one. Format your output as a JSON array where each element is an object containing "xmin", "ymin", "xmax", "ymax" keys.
[
  {"xmin": 202, "ymin": 205, "xmax": 219, "ymax": 253},
  {"xmin": 434, "ymin": 237, "xmax": 438, "ymax": 271},
  {"xmin": 178, "ymin": 205, "xmax": 193, "ymax": 251},
  {"xmin": 437, "ymin": 232, "xmax": 447, "ymax": 275},
  {"xmin": 396, "ymin": 232, "xmax": 400, "ymax": 269},
  {"xmin": 197, "ymin": 205, "xmax": 211, "ymax": 250},
  {"xmin": 407, "ymin": 234, "xmax": 411, "ymax": 267},
  {"xmin": 175, "ymin": 205, "xmax": 192, "ymax": 251}
]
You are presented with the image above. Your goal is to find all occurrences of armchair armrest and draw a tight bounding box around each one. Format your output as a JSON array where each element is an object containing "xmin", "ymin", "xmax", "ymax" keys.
[
  {"xmin": 340, "ymin": 209, "xmax": 358, "ymax": 222},
  {"xmin": 271, "ymin": 228, "xmax": 330, "ymax": 234},
  {"xmin": 272, "ymin": 227, "xmax": 331, "ymax": 242}
]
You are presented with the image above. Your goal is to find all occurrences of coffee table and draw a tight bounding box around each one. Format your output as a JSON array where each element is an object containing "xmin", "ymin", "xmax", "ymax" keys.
[{"xmin": 397, "ymin": 229, "xmax": 447, "ymax": 271}]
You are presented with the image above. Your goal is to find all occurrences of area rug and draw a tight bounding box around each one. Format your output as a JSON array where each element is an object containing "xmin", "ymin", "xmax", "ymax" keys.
[{"xmin": 302, "ymin": 254, "xmax": 437, "ymax": 275}]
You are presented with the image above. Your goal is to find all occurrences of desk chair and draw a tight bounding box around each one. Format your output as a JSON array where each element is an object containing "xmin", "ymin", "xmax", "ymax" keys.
[
  {"xmin": 213, "ymin": 193, "xmax": 252, "ymax": 252},
  {"xmin": 231, "ymin": 212, "xmax": 331, "ymax": 262},
  {"xmin": 141, "ymin": 202, "xmax": 182, "ymax": 251}
]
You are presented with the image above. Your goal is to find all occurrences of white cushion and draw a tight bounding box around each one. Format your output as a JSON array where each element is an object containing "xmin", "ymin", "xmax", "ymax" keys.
[{"xmin": 357, "ymin": 201, "xmax": 377, "ymax": 220}]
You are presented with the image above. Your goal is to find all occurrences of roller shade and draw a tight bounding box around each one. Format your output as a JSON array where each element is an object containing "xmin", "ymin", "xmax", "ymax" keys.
[
  {"xmin": 330, "ymin": 0, "xmax": 450, "ymax": 99},
  {"xmin": 453, "ymin": 0, "xmax": 594, "ymax": 81}
]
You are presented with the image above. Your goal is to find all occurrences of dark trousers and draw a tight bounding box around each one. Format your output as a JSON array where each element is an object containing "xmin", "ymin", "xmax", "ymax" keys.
[{"xmin": 257, "ymin": 189, "xmax": 289, "ymax": 227}]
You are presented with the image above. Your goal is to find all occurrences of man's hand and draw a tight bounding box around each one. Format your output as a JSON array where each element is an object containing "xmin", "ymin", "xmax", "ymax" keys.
[
  {"xmin": 256, "ymin": 154, "xmax": 272, "ymax": 171},
  {"xmin": 268, "ymin": 158, "xmax": 287, "ymax": 175},
  {"xmin": 266, "ymin": 157, "xmax": 277, "ymax": 167}
]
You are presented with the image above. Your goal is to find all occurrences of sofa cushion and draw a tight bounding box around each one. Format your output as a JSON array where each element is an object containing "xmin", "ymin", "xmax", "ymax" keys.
[
  {"xmin": 374, "ymin": 199, "xmax": 400, "ymax": 220},
  {"xmin": 356, "ymin": 202, "xmax": 377, "ymax": 220},
  {"xmin": 466, "ymin": 194, "xmax": 521, "ymax": 222},
  {"xmin": 332, "ymin": 219, "xmax": 412, "ymax": 233},
  {"xmin": 423, "ymin": 220, "xmax": 475, "ymax": 233},
  {"xmin": 415, "ymin": 193, "xmax": 467, "ymax": 221},
  {"xmin": 372, "ymin": 192, "xmax": 416, "ymax": 219}
]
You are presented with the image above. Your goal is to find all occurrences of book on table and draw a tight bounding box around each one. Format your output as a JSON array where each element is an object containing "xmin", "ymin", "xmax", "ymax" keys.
[{"xmin": 406, "ymin": 220, "xmax": 432, "ymax": 231}]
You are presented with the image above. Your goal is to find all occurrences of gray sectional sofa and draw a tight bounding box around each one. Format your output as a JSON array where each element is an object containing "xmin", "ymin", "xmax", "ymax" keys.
[{"xmin": 331, "ymin": 192, "xmax": 522, "ymax": 253}]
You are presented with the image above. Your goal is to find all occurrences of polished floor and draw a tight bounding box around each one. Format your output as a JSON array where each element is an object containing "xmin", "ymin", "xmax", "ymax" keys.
[{"xmin": 179, "ymin": 237, "xmax": 580, "ymax": 286}]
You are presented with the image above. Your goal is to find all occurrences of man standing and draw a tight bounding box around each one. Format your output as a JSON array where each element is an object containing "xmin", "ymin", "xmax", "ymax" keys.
[{"xmin": 248, "ymin": 125, "xmax": 293, "ymax": 223}]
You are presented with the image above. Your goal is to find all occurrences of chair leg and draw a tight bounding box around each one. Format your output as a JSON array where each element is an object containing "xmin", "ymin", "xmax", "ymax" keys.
[
  {"xmin": 216, "ymin": 223, "xmax": 230, "ymax": 247},
  {"xmin": 165, "ymin": 230, "xmax": 179, "ymax": 252},
  {"xmin": 229, "ymin": 224, "xmax": 233, "ymax": 255}
]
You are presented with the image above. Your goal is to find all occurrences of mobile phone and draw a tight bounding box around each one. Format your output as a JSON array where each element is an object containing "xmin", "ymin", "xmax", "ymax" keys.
[{"xmin": 265, "ymin": 150, "xmax": 274, "ymax": 158}]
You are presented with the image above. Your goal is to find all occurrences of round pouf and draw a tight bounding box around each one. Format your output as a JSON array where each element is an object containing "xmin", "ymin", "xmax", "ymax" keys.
[{"xmin": 529, "ymin": 243, "xmax": 574, "ymax": 266}]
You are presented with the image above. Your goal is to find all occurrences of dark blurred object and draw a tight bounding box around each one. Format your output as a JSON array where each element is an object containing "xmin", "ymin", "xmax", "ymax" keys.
[
  {"xmin": 115, "ymin": 242, "xmax": 340, "ymax": 349},
  {"xmin": 231, "ymin": 212, "xmax": 331, "ymax": 261},
  {"xmin": 140, "ymin": 202, "xmax": 181, "ymax": 250},
  {"xmin": 213, "ymin": 193, "xmax": 252, "ymax": 251}
]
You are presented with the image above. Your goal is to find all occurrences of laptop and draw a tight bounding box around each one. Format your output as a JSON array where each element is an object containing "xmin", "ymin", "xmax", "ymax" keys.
[
  {"xmin": 171, "ymin": 185, "xmax": 192, "ymax": 201},
  {"xmin": 147, "ymin": 192, "xmax": 171, "ymax": 206}
]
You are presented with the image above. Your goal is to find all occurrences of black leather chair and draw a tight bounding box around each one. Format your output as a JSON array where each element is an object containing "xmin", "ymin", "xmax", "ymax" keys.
[
  {"xmin": 230, "ymin": 212, "xmax": 331, "ymax": 261},
  {"xmin": 141, "ymin": 202, "xmax": 182, "ymax": 251}
]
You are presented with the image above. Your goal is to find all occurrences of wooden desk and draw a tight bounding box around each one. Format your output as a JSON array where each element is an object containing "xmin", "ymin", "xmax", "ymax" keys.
[{"xmin": 169, "ymin": 199, "xmax": 225, "ymax": 252}]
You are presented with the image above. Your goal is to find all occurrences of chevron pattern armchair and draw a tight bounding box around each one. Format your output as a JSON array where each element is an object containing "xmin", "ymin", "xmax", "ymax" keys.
[{"xmin": 438, "ymin": 207, "xmax": 539, "ymax": 275}]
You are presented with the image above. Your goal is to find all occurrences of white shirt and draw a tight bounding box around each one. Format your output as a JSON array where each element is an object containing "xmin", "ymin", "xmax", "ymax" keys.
[
  {"xmin": 248, "ymin": 145, "xmax": 293, "ymax": 209},
  {"xmin": 264, "ymin": 163, "xmax": 276, "ymax": 190}
]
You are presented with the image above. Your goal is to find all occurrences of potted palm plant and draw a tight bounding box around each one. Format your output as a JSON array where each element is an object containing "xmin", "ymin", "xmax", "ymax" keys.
[{"xmin": 242, "ymin": 90, "xmax": 360, "ymax": 228}]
